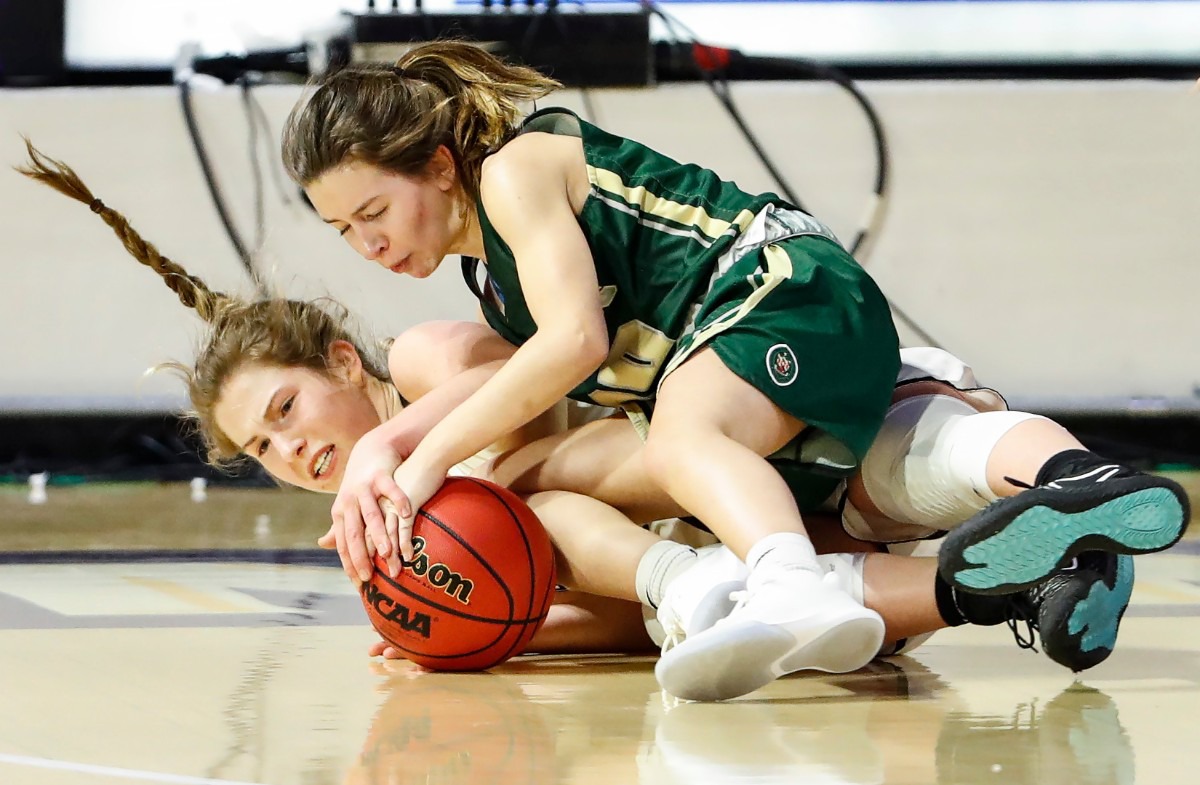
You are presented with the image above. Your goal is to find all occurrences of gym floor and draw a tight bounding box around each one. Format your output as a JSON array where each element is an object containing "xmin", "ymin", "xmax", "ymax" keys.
[{"xmin": 0, "ymin": 475, "xmax": 1196, "ymax": 785}]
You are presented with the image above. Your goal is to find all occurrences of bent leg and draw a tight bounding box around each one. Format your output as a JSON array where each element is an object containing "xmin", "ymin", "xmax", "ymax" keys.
[
  {"xmin": 525, "ymin": 591, "xmax": 656, "ymax": 655},
  {"xmin": 645, "ymin": 348, "xmax": 809, "ymax": 558},
  {"xmin": 494, "ymin": 416, "xmax": 689, "ymax": 525}
]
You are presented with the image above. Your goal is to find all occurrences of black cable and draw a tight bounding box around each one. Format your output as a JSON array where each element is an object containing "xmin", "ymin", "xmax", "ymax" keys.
[
  {"xmin": 239, "ymin": 77, "xmax": 266, "ymax": 255},
  {"xmin": 579, "ymin": 86, "xmax": 599, "ymax": 125},
  {"xmin": 643, "ymin": 2, "xmax": 944, "ymax": 349},
  {"xmin": 742, "ymin": 54, "xmax": 891, "ymax": 225},
  {"xmin": 703, "ymin": 74, "xmax": 805, "ymax": 210},
  {"xmin": 515, "ymin": 2, "xmax": 597, "ymax": 121},
  {"xmin": 648, "ymin": 9, "xmax": 809, "ymax": 209},
  {"xmin": 648, "ymin": 6, "xmax": 807, "ymax": 209},
  {"xmin": 244, "ymin": 82, "xmax": 294, "ymax": 207},
  {"xmin": 178, "ymin": 77, "xmax": 267, "ymax": 295}
]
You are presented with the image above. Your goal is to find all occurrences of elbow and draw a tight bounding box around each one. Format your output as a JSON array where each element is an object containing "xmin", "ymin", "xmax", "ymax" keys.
[
  {"xmin": 547, "ymin": 322, "xmax": 609, "ymax": 370},
  {"xmin": 577, "ymin": 325, "xmax": 610, "ymax": 369}
]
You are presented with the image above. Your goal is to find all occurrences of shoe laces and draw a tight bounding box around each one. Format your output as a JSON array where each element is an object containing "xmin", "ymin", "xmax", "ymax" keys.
[
  {"xmin": 660, "ymin": 584, "xmax": 747, "ymax": 655},
  {"xmin": 659, "ymin": 602, "xmax": 688, "ymax": 654},
  {"xmin": 1003, "ymin": 595, "xmax": 1040, "ymax": 653},
  {"xmin": 727, "ymin": 587, "xmax": 752, "ymax": 616},
  {"xmin": 660, "ymin": 624, "xmax": 685, "ymax": 655},
  {"xmin": 724, "ymin": 569, "xmax": 840, "ymax": 619},
  {"xmin": 1004, "ymin": 564, "xmax": 1080, "ymax": 653},
  {"xmin": 1003, "ymin": 475, "xmax": 1036, "ymax": 491}
]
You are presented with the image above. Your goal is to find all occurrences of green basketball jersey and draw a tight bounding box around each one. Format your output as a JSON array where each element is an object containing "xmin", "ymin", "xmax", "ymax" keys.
[{"xmin": 466, "ymin": 107, "xmax": 827, "ymax": 408}]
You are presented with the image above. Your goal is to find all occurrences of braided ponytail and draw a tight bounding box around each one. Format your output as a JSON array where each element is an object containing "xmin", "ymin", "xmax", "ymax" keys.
[
  {"xmin": 16, "ymin": 139, "xmax": 229, "ymax": 323},
  {"xmin": 16, "ymin": 142, "xmax": 389, "ymax": 465}
]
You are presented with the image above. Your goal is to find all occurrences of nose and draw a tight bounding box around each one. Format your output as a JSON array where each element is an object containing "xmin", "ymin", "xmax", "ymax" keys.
[
  {"xmin": 361, "ymin": 229, "xmax": 387, "ymax": 261},
  {"xmin": 274, "ymin": 433, "xmax": 306, "ymax": 460}
]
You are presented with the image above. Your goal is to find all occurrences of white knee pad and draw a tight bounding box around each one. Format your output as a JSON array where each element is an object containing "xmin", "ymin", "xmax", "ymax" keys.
[{"xmin": 858, "ymin": 396, "xmax": 1046, "ymax": 530}]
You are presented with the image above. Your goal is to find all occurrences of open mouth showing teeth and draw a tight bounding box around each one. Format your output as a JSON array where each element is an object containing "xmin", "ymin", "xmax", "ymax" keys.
[{"xmin": 312, "ymin": 447, "xmax": 333, "ymax": 479}]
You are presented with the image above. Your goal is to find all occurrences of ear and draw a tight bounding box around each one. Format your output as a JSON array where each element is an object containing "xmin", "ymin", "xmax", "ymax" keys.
[
  {"xmin": 428, "ymin": 145, "xmax": 459, "ymax": 192},
  {"xmin": 327, "ymin": 340, "xmax": 366, "ymax": 387}
]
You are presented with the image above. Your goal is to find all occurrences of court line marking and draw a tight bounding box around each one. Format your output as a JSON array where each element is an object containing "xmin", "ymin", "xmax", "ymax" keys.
[
  {"xmin": 121, "ymin": 575, "xmax": 267, "ymax": 613},
  {"xmin": 0, "ymin": 753, "xmax": 270, "ymax": 785}
]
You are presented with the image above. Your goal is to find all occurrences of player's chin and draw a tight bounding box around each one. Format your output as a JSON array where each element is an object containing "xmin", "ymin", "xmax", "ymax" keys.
[
  {"xmin": 409, "ymin": 257, "xmax": 443, "ymax": 279},
  {"xmin": 291, "ymin": 477, "xmax": 332, "ymax": 494}
]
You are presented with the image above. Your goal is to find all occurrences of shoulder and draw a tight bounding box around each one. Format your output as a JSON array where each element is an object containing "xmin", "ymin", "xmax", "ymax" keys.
[
  {"xmin": 389, "ymin": 321, "xmax": 515, "ymax": 399},
  {"xmin": 480, "ymin": 132, "xmax": 589, "ymax": 223},
  {"xmin": 483, "ymin": 133, "xmax": 576, "ymax": 184}
]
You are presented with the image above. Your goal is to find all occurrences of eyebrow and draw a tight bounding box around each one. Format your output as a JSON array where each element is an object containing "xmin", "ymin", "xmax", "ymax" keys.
[
  {"xmin": 240, "ymin": 389, "xmax": 283, "ymax": 451},
  {"xmin": 322, "ymin": 197, "xmax": 377, "ymax": 225}
]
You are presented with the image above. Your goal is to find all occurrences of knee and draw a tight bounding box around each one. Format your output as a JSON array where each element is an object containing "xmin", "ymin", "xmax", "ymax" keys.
[{"xmin": 642, "ymin": 429, "xmax": 690, "ymax": 488}]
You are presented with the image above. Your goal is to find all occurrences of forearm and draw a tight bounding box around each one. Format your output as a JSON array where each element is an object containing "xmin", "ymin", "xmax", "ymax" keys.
[
  {"xmin": 372, "ymin": 361, "xmax": 508, "ymax": 455},
  {"xmin": 411, "ymin": 330, "xmax": 602, "ymax": 472}
]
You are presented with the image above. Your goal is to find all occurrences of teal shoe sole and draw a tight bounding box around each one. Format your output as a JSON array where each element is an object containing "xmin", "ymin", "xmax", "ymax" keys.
[{"xmin": 939, "ymin": 478, "xmax": 1187, "ymax": 595}]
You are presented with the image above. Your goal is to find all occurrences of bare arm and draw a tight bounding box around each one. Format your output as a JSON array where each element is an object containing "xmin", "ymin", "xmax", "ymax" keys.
[
  {"xmin": 326, "ymin": 357, "xmax": 511, "ymax": 580},
  {"xmin": 401, "ymin": 135, "xmax": 609, "ymax": 480},
  {"xmin": 327, "ymin": 321, "xmax": 517, "ymax": 580},
  {"xmin": 388, "ymin": 320, "xmax": 518, "ymax": 401}
]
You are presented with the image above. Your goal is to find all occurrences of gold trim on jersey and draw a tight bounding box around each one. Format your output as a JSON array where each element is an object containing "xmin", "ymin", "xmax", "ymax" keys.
[
  {"xmin": 591, "ymin": 320, "xmax": 677, "ymax": 407},
  {"xmin": 588, "ymin": 165, "xmax": 756, "ymax": 244},
  {"xmin": 658, "ymin": 243, "xmax": 793, "ymax": 384}
]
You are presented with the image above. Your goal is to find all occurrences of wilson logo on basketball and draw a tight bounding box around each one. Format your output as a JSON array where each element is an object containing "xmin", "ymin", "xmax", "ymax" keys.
[
  {"xmin": 401, "ymin": 536, "xmax": 475, "ymax": 605},
  {"xmin": 362, "ymin": 583, "xmax": 433, "ymax": 638}
]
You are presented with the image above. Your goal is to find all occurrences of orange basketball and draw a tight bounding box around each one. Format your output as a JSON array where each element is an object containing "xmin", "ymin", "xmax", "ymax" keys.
[{"xmin": 360, "ymin": 477, "xmax": 557, "ymax": 671}]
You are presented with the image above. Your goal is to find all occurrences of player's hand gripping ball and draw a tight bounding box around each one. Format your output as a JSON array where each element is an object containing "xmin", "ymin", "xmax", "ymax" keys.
[{"xmin": 360, "ymin": 477, "xmax": 557, "ymax": 670}]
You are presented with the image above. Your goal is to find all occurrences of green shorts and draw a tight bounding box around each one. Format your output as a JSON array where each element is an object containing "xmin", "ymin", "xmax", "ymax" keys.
[{"xmin": 666, "ymin": 232, "xmax": 899, "ymax": 509}]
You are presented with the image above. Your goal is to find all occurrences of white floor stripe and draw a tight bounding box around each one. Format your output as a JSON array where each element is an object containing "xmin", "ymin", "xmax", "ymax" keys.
[{"xmin": 0, "ymin": 753, "xmax": 269, "ymax": 785}]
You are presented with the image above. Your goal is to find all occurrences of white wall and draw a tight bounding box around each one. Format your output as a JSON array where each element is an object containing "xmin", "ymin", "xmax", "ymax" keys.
[{"xmin": 1, "ymin": 79, "xmax": 1197, "ymax": 412}]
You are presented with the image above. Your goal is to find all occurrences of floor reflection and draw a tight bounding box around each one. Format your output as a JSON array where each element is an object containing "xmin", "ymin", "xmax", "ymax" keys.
[
  {"xmin": 0, "ymin": 493, "xmax": 1195, "ymax": 785},
  {"xmin": 340, "ymin": 654, "xmax": 1139, "ymax": 785},
  {"xmin": 935, "ymin": 685, "xmax": 1133, "ymax": 785},
  {"xmin": 347, "ymin": 671, "xmax": 560, "ymax": 785},
  {"xmin": 638, "ymin": 662, "xmax": 1134, "ymax": 785}
]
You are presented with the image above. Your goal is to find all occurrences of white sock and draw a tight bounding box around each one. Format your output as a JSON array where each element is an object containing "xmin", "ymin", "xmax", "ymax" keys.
[
  {"xmin": 746, "ymin": 532, "xmax": 821, "ymax": 578},
  {"xmin": 635, "ymin": 540, "xmax": 697, "ymax": 608}
]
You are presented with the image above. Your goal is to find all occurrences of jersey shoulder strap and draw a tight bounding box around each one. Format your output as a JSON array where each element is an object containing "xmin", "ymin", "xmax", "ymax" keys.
[{"xmin": 520, "ymin": 106, "xmax": 584, "ymax": 139}]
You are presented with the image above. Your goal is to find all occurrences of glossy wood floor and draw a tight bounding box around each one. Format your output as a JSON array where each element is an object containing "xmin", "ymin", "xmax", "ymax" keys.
[{"xmin": 0, "ymin": 479, "xmax": 1197, "ymax": 785}]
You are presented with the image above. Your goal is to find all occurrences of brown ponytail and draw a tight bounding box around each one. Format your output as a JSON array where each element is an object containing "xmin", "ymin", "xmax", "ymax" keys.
[{"xmin": 282, "ymin": 41, "xmax": 560, "ymax": 200}]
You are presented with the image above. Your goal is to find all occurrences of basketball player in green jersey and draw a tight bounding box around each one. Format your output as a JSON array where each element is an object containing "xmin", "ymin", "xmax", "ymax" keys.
[
  {"xmin": 283, "ymin": 42, "xmax": 1187, "ymax": 700},
  {"xmin": 287, "ymin": 41, "xmax": 901, "ymax": 700}
]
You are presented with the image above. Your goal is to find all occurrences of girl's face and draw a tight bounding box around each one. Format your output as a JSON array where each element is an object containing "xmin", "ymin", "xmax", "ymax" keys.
[
  {"xmin": 212, "ymin": 345, "xmax": 381, "ymax": 493},
  {"xmin": 306, "ymin": 150, "xmax": 463, "ymax": 279}
]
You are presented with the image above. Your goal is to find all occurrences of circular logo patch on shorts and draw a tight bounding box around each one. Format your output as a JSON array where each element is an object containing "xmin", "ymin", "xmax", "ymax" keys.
[{"xmin": 766, "ymin": 344, "xmax": 798, "ymax": 387}]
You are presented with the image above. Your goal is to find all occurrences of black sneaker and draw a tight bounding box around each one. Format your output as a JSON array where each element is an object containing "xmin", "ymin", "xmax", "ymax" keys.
[
  {"xmin": 1003, "ymin": 551, "xmax": 1134, "ymax": 673},
  {"xmin": 939, "ymin": 451, "xmax": 1188, "ymax": 594}
]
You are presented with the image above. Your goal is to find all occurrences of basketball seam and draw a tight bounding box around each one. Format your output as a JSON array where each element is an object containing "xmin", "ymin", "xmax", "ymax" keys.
[
  {"xmin": 375, "ymin": 510, "xmax": 517, "ymax": 622},
  {"xmin": 364, "ymin": 477, "xmax": 553, "ymax": 667},
  {"xmin": 465, "ymin": 478, "xmax": 550, "ymax": 665}
]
